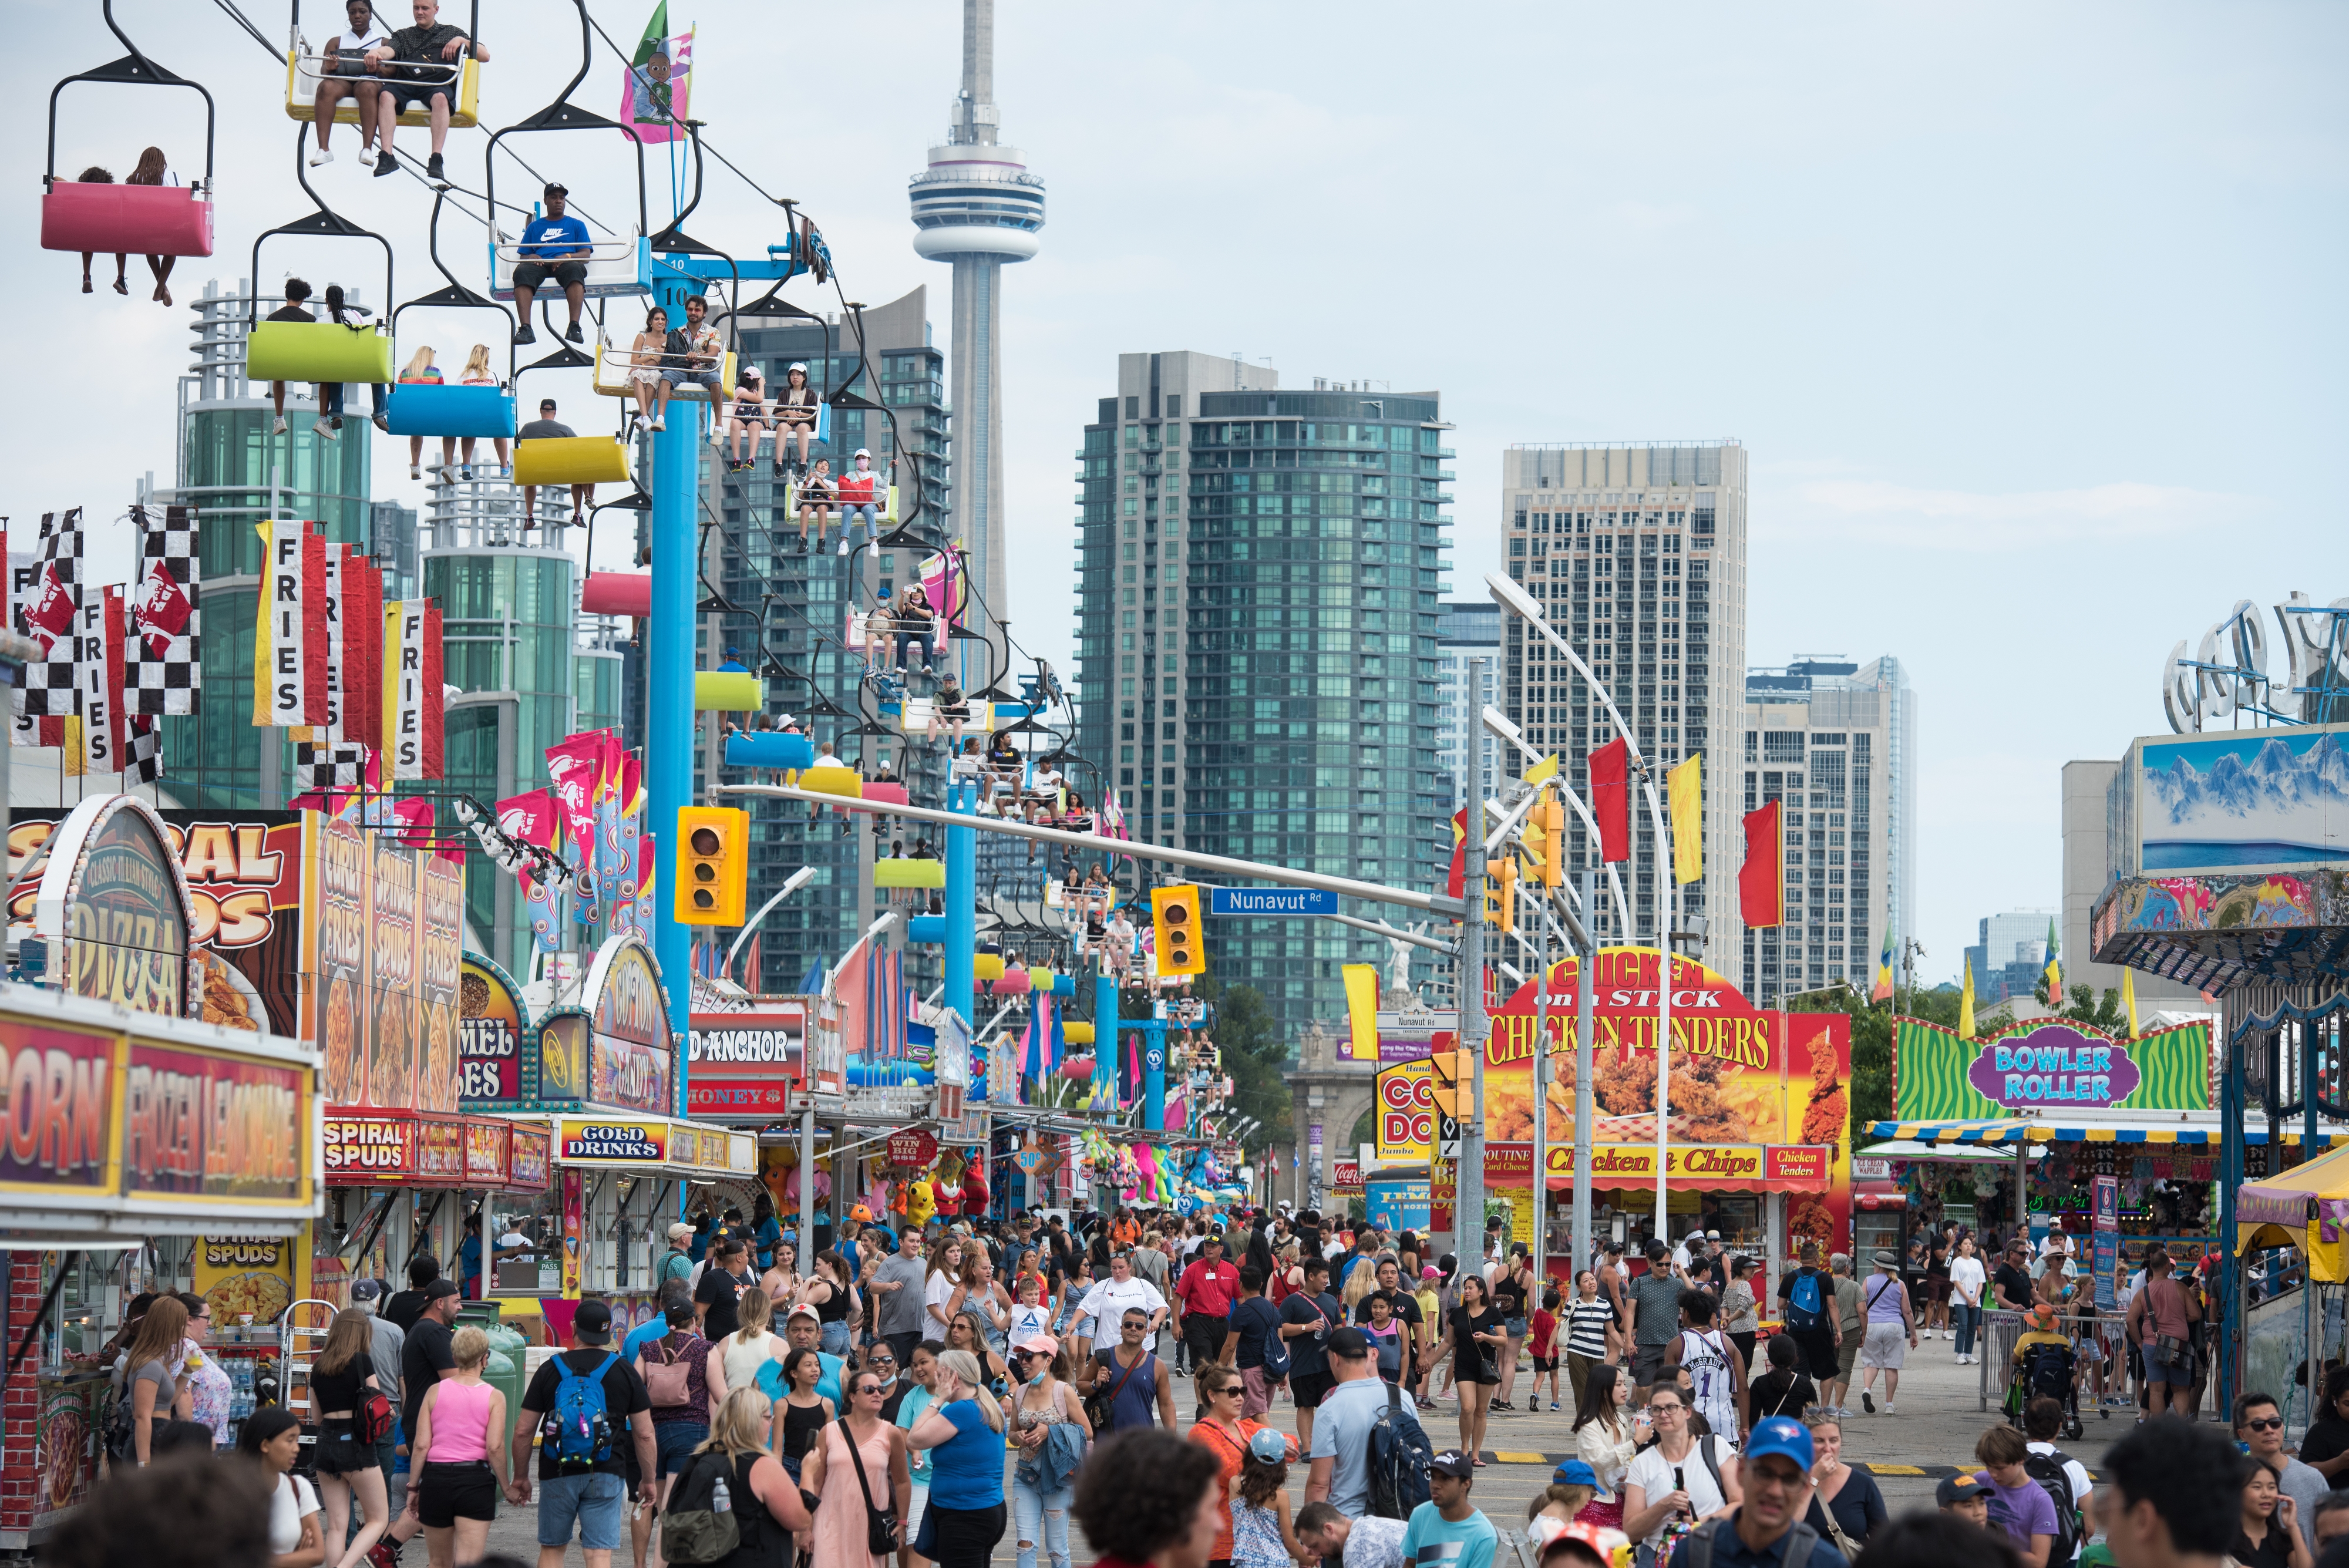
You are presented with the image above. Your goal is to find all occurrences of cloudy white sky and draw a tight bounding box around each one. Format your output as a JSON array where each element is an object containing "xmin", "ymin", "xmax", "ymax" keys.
[{"xmin": 10, "ymin": 2, "xmax": 2345, "ymax": 982}]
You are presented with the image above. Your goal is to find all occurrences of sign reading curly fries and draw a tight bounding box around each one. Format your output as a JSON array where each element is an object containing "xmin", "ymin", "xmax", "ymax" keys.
[
  {"xmin": 301, "ymin": 814, "xmax": 466, "ymax": 1113},
  {"xmin": 1467, "ymin": 947, "xmax": 1852, "ymax": 1259}
]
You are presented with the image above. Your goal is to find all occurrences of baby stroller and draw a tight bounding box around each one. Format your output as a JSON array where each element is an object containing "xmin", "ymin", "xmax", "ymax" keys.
[{"xmin": 2006, "ymin": 1336, "xmax": 2084, "ymax": 1441}]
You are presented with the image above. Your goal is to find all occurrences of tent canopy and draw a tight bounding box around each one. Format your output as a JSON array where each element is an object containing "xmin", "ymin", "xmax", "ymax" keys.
[
  {"xmin": 1867, "ymin": 1116, "xmax": 2320, "ymax": 1147},
  {"xmin": 2236, "ymin": 1141, "xmax": 2349, "ymax": 1281},
  {"xmin": 1857, "ymin": 1139, "xmax": 2044, "ymax": 1163}
]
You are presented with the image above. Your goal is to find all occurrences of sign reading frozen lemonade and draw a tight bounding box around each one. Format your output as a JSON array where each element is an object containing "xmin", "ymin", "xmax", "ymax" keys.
[{"xmin": 1468, "ymin": 947, "xmax": 1852, "ymax": 1256}]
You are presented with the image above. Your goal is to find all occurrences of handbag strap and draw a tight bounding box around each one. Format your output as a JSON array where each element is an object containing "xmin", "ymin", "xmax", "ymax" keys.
[{"xmin": 839, "ymin": 1418, "xmax": 885, "ymax": 1516}]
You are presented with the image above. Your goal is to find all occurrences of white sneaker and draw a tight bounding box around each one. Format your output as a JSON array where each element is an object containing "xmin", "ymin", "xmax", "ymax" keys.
[
  {"xmin": 1882, "ymin": 1402, "xmax": 1896, "ymax": 1414},
  {"xmin": 272, "ymin": 415, "xmax": 288, "ymax": 434},
  {"xmin": 308, "ymin": 147, "xmax": 333, "ymax": 167},
  {"xmin": 313, "ymin": 418, "xmax": 337, "ymax": 439},
  {"xmin": 358, "ymin": 145, "xmax": 378, "ymax": 168},
  {"xmin": 838, "ymin": 537, "xmax": 849, "ymax": 554}
]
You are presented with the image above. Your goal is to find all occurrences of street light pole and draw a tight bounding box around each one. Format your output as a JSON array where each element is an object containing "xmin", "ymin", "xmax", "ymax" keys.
[
  {"xmin": 1457, "ymin": 655, "xmax": 1489, "ymax": 1270},
  {"xmin": 1575, "ymin": 867, "xmax": 1597, "ymax": 1276}
]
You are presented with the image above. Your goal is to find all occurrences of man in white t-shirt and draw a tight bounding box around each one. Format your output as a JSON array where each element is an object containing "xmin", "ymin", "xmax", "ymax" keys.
[{"xmin": 1076, "ymin": 1251, "xmax": 1167, "ymax": 1356}]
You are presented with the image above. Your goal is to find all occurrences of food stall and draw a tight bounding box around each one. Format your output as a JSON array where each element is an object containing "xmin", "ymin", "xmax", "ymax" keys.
[
  {"xmin": 0, "ymin": 794, "xmax": 319, "ymax": 1554},
  {"xmin": 1430, "ymin": 948, "xmax": 1850, "ymax": 1289},
  {"xmin": 476, "ymin": 934, "xmax": 756, "ymax": 1344},
  {"xmin": 1878, "ymin": 1015, "xmax": 2236, "ymax": 1269}
]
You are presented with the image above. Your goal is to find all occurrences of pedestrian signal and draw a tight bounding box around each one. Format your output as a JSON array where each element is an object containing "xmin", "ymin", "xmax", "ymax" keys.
[
  {"xmin": 1152, "ymin": 885, "xmax": 1205, "ymax": 977},
  {"xmin": 674, "ymin": 807, "xmax": 749, "ymax": 926}
]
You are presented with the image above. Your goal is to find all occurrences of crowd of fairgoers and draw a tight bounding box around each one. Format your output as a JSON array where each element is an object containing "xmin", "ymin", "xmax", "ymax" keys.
[{"xmin": 45, "ymin": 1196, "xmax": 2349, "ymax": 1568}]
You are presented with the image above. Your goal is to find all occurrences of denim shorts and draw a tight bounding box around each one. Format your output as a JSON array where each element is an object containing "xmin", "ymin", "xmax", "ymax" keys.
[
  {"xmin": 537, "ymin": 1471, "xmax": 627, "ymax": 1549},
  {"xmin": 1506, "ymin": 1316, "xmax": 1529, "ymax": 1338},
  {"xmin": 2143, "ymin": 1339, "xmax": 2190, "ymax": 1386},
  {"xmin": 655, "ymin": 1420, "xmax": 708, "ymax": 1479}
]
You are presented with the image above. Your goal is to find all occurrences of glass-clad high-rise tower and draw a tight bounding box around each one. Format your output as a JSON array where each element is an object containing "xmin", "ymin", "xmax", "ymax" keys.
[{"xmin": 1074, "ymin": 355, "xmax": 1453, "ymax": 1034}]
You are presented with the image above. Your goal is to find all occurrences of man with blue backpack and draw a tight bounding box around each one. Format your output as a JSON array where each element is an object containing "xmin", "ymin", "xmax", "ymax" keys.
[
  {"xmin": 511, "ymin": 1299, "xmax": 658, "ymax": 1568},
  {"xmin": 1774, "ymin": 1241, "xmax": 1844, "ymax": 1389}
]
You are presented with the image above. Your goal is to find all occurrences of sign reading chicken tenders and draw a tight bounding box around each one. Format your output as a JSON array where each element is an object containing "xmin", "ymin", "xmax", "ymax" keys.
[{"xmin": 1473, "ymin": 947, "xmax": 1852, "ymax": 1261}]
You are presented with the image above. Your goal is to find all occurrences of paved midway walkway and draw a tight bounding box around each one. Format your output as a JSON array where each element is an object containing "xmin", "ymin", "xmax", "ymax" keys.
[{"xmin": 460, "ymin": 1333, "xmax": 2186, "ymax": 1563}]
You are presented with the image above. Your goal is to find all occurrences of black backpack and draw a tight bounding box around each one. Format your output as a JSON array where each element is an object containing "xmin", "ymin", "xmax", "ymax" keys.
[
  {"xmin": 2021, "ymin": 1449, "xmax": 2084, "ymax": 1566},
  {"xmin": 663, "ymin": 1450, "xmax": 757, "ymax": 1566},
  {"xmin": 1365, "ymin": 1380, "xmax": 1435, "ymax": 1520}
]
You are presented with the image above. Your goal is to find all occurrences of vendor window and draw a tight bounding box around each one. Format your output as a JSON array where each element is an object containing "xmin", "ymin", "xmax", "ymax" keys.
[{"xmin": 486, "ymin": 1188, "xmax": 566, "ymax": 1294}]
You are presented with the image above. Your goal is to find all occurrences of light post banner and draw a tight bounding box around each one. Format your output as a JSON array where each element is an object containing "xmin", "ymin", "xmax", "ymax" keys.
[{"xmin": 2093, "ymin": 1174, "xmax": 2119, "ymax": 1311}]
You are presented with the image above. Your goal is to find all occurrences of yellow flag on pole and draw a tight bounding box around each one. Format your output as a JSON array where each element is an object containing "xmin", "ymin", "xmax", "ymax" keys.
[
  {"xmin": 1525, "ymin": 753, "xmax": 1559, "ymax": 787},
  {"xmin": 1667, "ymin": 754, "xmax": 1702, "ymax": 884},
  {"xmin": 2122, "ymin": 967, "xmax": 2139, "ymax": 1038},
  {"xmin": 1341, "ymin": 964, "xmax": 1381, "ymax": 1059},
  {"xmin": 1959, "ymin": 955, "xmax": 1976, "ymax": 1039}
]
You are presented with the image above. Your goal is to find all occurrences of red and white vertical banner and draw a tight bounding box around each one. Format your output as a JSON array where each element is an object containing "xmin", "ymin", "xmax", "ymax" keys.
[
  {"xmin": 75, "ymin": 588, "xmax": 126, "ymax": 775},
  {"xmin": 345, "ymin": 555, "xmax": 381, "ymax": 751},
  {"xmin": 321, "ymin": 545, "xmax": 347, "ymax": 742},
  {"xmin": 383, "ymin": 599, "xmax": 445, "ymax": 780},
  {"xmin": 254, "ymin": 519, "xmax": 328, "ymax": 728}
]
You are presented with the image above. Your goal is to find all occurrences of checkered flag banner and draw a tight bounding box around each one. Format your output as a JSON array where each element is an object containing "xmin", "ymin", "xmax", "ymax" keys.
[
  {"xmin": 125, "ymin": 503, "xmax": 200, "ymax": 715},
  {"xmin": 125, "ymin": 714, "xmax": 162, "ymax": 784},
  {"xmin": 293, "ymin": 739, "xmax": 368, "ymax": 792},
  {"xmin": 19, "ymin": 509, "xmax": 83, "ymax": 719}
]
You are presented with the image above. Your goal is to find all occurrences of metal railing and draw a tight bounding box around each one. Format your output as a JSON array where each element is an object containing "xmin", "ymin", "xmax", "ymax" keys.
[{"xmin": 1975, "ymin": 1307, "xmax": 2135, "ymax": 1414}]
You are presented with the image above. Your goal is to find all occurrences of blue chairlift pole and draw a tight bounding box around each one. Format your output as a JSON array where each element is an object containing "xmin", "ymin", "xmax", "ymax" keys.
[{"xmin": 651, "ymin": 245, "xmax": 807, "ymax": 1096}]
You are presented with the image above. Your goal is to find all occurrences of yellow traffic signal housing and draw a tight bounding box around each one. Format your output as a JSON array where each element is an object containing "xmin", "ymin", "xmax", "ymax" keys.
[
  {"xmin": 1152, "ymin": 884, "xmax": 1206, "ymax": 976},
  {"xmin": 674, "ymin": 807, "xmax": 749, "ymax": 925},
  {"xmin": 1484, "ymin": 857, "xmax": 1516, "ymax": 933},
  {"xmin": 1537, "ymin": 798, "xmax": 1566, "ymax": 887},
  {"xmin": 1428, "ymin": 1047, "xmax": 1466, "ymax": 1118}
]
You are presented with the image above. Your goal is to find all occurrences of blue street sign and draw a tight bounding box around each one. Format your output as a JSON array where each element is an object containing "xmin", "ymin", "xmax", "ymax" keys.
[{"xmin": 1207, "ymin": 887, "xmax": 1338, "ymax": 917}]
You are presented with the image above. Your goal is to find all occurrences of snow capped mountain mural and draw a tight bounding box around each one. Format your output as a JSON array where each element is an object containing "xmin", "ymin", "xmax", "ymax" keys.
[{"xmin": 2140, "ymin": 727, "xmax": 2349, "ymax": 870}]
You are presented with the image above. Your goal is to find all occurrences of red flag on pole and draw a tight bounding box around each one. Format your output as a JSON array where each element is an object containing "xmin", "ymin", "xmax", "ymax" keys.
[
  {"xmin": 1738, "ymin": 799, "xmax": 1783, "ymax": 928},
  {"xmin": 1445, "ymin": 807, "xmax": 1468, "ymax": 899},
  {"xmin": 1588, "ymin": 738, "xmax": 1630, "ymax": 862}
]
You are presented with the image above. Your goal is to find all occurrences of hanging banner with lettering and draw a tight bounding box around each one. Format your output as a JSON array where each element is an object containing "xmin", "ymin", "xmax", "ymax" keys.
[
  {"xmin": 73, "ymin": 591, "xmax": 124, "ymax": 776},
  {"xmin": 1475, "ymin": 947, "xmax": 1853, "ymax": 1259},
  {"xmin": 254, "ymin": 520, "xmax": 328, "ymax": 728},
  {"xmin": 381, "ymin": 600, "xmax": 444, "ymax": 779},
  {"xmin": 301, "ymin": 812, "xmax": 459, "ymax": 1111}
]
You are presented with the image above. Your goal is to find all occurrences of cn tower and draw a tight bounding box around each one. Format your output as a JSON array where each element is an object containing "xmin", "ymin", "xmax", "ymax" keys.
[{"xmin": 910, "ymin": 0, "xmax": 1042, "ymax": 655}]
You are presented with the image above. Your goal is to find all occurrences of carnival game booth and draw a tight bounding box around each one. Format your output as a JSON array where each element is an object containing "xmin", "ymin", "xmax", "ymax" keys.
[
  {"xmin": 1879, "ymin": 1015, "xmax": 2241, "ymax": 1269},
  {"xmin": 1416, "ymin": 949, "xmax": 1853, "ymax": 1293}
]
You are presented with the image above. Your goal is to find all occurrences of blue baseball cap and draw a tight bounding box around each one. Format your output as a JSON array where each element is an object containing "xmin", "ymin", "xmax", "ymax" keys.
[
  {"xmin": 1552, "ymin": 1459, "xmax": 1599, "ymax": 1488},
  {"xmin": 1247, "ymin": 1428, "xmax": 1289, "ymax": 1464},
  {"xmin": 1743, "ymin": 1416, "xmax": 1814, "ymax": 1471}
]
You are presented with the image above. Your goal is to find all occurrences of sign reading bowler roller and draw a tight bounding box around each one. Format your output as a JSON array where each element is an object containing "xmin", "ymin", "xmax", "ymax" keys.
[
  {"xmin": 686, "ymin": 1003, "xmax": 806, "ymax": 1120},
  {"xmin": 1208, "ymin": 887, "xmax": 1337, "ymax": 917}
]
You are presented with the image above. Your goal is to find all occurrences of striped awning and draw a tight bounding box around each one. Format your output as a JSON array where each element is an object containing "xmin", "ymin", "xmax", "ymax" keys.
[{"xmin": 1865, "ymin": 1117, "xmax": 2340, "ymax": 1148}]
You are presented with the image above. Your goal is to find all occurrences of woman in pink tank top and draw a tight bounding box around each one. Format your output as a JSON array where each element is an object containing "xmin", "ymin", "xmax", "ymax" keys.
[{"xmin": 409, "ymin": 1325, "xmax": 513, "ymax": 1566}]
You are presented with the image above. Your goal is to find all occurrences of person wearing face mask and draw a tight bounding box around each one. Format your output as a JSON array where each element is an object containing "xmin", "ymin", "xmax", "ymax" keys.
[{"xmin": 1009, "ymin": 1333, "xmax": 1092, "ymax": 1568}]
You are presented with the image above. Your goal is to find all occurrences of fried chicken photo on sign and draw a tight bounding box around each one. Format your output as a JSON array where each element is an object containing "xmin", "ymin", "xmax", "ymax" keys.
[
  {"xmin": 1593, "ymin": 1044, "xmax": 1655, "ymax": 1116},
  {"xmin": 1668, "ymin": 1059, "xmax": 1752, "ymax": 1143},
  {"xmin": 1789, "ymin": 1196, "xmax": 1834, "ymax": 1243},
  {"xmin": 1799, "ymin": 1038, "xmax": 1847, "ymax": 1155}
]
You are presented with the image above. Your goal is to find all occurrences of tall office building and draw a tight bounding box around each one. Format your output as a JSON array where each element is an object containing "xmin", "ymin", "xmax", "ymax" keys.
[
  {"xmin": 1074, "ymin": 356, "xmax": 1453, "ymax": 1032},
  {"xmin": 696, "ymin": 287, "xmax": 951, "ymax": 995},
  {"xmin": 910, "ymin": 0, "xmax": 1042, "ymax": 643},
  {"xmin": 1738, "ymin": 656, "xmax": 1916, "ymax": 1004},
  {"xmin": 1499, "ymin": 443, "xmax": 1748, "ymax": 968},
  {"xmin": 1964, "ymin": 910, "xmax": 2055, "ymax": 1005}
]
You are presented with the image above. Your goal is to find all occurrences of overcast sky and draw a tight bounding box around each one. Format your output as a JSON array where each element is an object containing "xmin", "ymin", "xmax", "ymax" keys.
[{"xmin": 11, "ymin": 2, "xmax": 2345, "ymax": 984}]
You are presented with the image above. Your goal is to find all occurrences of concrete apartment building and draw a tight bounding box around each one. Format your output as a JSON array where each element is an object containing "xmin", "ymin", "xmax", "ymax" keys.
[{"xmin": 1499, "ymin": 442, "xmax": 1748, "ymax": 970}]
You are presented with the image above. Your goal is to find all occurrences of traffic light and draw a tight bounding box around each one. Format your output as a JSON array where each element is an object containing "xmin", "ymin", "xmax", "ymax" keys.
[
  {"xmin": 1536, "ymin": 797, "xmax": 1566, "ymax": 887},
  {"xmin": 1483, "ymin": 857, "xmax": 1516, "ymax": 933},
  {"xmin": 1152, "ymin": 884, "xmax": 1206, "ymax": 976},
  {"xmin": 673, "ymin": 807, "xmax": 749, "ymax": 925},
  {"xmin": 1428, "ymin": 1047, "xmax": 1466, "ymax": 1118}
]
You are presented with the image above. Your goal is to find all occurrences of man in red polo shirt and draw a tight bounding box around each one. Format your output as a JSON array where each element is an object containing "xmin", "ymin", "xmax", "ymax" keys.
[{"xmin": 1175, "ymin": 1232, "xmax": 1241, "ymax": 1375}]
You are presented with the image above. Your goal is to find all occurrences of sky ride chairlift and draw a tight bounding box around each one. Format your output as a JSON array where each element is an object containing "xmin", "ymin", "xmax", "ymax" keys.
[
  {"xmin": 282, "ymin": 0, "xmax": 483, "ymax": 130},
  {"xmin": 40, "ymin": 1, "xmax": 217, "ymax": 262},
  {"xmin": 242, "ymin": 134, "xmax": 394, "ymax": 386},
  {"xmin": 383, "ymin": 193, "xmax": 516, "ymax": 443},
  {"xmin": 487, "ymin": 12, "xmax": 653, "ymax": 494}
]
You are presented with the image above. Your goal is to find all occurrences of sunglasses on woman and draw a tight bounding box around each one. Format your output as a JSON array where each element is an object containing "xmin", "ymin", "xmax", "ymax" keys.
[{"xmin": 854, "ymin": 1382, "xmax": 884, "ymax": 1397}]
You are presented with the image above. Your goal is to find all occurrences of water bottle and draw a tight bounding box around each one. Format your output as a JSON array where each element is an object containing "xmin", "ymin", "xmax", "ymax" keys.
[{"xmin": 711, "ymin": 1473, "xmax": 732, "ymax": 1515}]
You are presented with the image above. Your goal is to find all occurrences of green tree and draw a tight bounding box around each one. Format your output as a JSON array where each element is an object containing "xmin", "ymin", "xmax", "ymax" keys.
[{"xmin": 2034, "ymin": 980, "xmax": 2128, "ymax": 1032}]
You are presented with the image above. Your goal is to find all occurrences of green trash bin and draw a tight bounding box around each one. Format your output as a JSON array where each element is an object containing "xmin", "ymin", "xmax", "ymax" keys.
[{"xmin": 454, "ymin": 1303, "xmax": 527, "ymax": 1433}]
